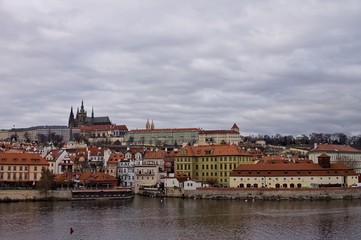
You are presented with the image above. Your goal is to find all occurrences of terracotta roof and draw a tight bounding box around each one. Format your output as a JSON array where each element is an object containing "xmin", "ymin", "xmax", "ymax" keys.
[
  {"xmin": 55, "ymin": 172, "xmax": 117, "ymax": 184},
  {"xmin": 88, "ymin": 146, "xmax": 106, "ymax": 156},
  {"xmin": 144, "ymin": 149, "xmax": 166, "ymax": 159},
  {"xmin": 108, "ymin": 153, "xmax": 124, "ymax": 163},
  {"xmin": 0, "ymin": 152, "xmax": 49, "ymax": 166},
  {"xmin": 175, "ymin": 144, "xmax": 250, "ymax": 157},
  {"xmin": 310, "ymin": 144, "xmax": 361, "ymax": 153}
]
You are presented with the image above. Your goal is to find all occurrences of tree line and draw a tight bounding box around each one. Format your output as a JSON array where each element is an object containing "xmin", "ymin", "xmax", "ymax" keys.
[{"xmin": 246, "ymin": 133, "xmax": 361, "ymax": 149}]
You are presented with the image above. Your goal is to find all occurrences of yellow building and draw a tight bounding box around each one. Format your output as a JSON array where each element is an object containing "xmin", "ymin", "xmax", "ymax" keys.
[
  {"xmin": 175, "ymin": 144, "xmax": 252, "ymax": 187},
  {"xmin": 230, "ymin": 154, "xmax": 358, "ymax": 188},
  {"xmin": 0, "ymin": 152, "xmax": 49, "ymax": 187}
]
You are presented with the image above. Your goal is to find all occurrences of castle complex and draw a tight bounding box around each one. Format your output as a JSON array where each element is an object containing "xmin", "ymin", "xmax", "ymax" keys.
[{"xmin": 68, "ymin": 101, "xmax": 111, "ymax": 128}]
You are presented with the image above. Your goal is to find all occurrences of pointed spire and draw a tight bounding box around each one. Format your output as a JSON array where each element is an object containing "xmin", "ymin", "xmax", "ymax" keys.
[
  {"xmin": 68, "ymin": 106, "xmax": 75, "ymax": 128},
  {"xmin": 80, "ymin": 100, "xmax": 85, "ymax": 113},
  {"xmin": 92, "ymin": 106, "xmax": 94, "ymax": 119},
  {"xmin": 146, "ymin": 119, "xmax": 150, "ymax": 129},
  {"xmin": 151, "ymin": 119, "xmax": 154, "ymax": 130}
]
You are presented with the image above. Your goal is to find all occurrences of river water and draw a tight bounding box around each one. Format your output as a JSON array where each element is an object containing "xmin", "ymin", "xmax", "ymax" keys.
[{"xmin": 1, "ymin": 196, "xmax": 360, "ymax": 240}]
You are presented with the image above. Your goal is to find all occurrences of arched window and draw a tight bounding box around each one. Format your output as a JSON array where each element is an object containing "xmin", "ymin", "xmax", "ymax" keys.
[
  {"xmin": 290, "ymin": 183, "xmax": 295, "ymax": 188},
  {"xmin": 275, "ymin": 183, "xmax": 280, "ymax": 188}
]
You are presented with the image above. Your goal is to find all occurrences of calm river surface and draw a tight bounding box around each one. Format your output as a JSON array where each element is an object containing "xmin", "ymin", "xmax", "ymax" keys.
[{"xmin": 1, "ymin": 196, "xmax": 361, "ymax": 240}]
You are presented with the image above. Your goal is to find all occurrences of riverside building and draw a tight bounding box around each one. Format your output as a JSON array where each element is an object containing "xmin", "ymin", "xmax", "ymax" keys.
[
  {"xmin": 0, "ymin": 152, "xmax": 49, "ymax": 187},
  {"xmin": 229, "ymin": 154, "xmax": 358, "ymax": 188},
  {"xmin": 308, "ymin": 143, "xmax": 361, "ymax": 174},
  {"xmin": 175, "ymin": 144, "xmax": 252, "ymax": 187}
]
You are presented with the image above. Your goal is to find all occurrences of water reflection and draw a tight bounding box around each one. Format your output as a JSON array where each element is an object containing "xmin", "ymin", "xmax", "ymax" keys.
[{"xmin": 1, "ymin": 197, "xmax": 361, "ymax": 240}]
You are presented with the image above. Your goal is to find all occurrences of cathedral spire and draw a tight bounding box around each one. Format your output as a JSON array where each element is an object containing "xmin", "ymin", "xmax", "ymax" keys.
[
  {"xmin": 80, "ymin": 100, "xmax": 85, "ymax": 113},
  {"xmin": 151, "ymin": 119, "xmax": 154, "ymax": 130},
  {"xmin": 92, "ymin": 106, "xmax": 94, "ymax": 119},
  {"xmin": 146, "ymin": 119, "xmax": 150, "ymax": 129},
  {"xmin": 68, "ymin": 106, "xmax": 75, "ymax": 128}
]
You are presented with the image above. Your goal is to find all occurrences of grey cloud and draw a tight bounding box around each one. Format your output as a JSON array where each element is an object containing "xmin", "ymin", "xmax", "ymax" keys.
[{"xmin": 1, "ymin": 0, "xmax": 361, "ymax": 136}]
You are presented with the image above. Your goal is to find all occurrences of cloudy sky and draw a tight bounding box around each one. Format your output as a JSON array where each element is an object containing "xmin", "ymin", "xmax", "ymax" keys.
[{"xmin": 1, "ymin": 0, "xmax": 361, "ymax": 136}]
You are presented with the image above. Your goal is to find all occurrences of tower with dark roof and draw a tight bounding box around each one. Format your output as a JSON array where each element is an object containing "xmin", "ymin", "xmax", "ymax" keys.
[
  {"xmin": 231, "ymin": 123, "xmax": 239, "ymax": 133},
  {"xmin": 68, "ymin": 107, "xmax": 76, "ymax": 128}
]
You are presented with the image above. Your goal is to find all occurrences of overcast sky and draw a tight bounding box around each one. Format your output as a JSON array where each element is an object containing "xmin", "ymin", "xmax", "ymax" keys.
[{"xmin": 1, "ymin": 0, "xmax": 361, "ymax": 136}]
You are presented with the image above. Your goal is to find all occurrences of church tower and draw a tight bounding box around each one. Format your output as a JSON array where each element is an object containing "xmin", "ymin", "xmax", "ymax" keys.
[
  {"xmin": 76, "ymin": 100, "xmax": 87, "ymax": 125},
  {"xmin": 68, "ymin": 106, "xmax": 75, "ymax": 128},
  {"xmin": 231, "ymin": 123, "xmax": 240, "ymax": 133},
  {"xmin": 146, "ymin": 119, "xmax": 150, "ymax": 129}
]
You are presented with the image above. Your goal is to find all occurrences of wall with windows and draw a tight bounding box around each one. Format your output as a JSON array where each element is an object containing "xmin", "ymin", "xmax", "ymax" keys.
[{"xmin": 229, "ymin": 175, "xmax": 358, "ymax": 188}]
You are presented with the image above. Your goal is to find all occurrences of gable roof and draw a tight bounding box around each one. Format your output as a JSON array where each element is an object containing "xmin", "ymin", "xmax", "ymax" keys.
[
  {"xmin": 0, "ymin": 152, "xmax": 49, "ymax": 166},
  {"xmin": 310, "ymin": 144, "xmax": 361, "ymax": 153}
]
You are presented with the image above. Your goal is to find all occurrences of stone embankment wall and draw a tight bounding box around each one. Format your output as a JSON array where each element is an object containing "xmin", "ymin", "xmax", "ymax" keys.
[
  {"xmin": 182, "ymin": 187, "xmax": 361, "ymax": 200},
  {"xmin": 0, "ymin": 190, "xmax": 71, "ymax": 202}
]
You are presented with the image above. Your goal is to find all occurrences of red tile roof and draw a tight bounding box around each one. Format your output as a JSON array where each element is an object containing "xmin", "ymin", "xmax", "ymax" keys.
[
  {"xmin": 0, "ymin": 152, "xmax": 49, "ymax": 166},
  {"xmin": 310, "ymin": 144, "xmax": 361, "ymax": 153},
  {"xmin": 108, "ymin": 153, "xmax": 124, "ymax": 163},
  {"xmin": 144, "ymin": 149, "xmax": 166, "ymax": 159}
]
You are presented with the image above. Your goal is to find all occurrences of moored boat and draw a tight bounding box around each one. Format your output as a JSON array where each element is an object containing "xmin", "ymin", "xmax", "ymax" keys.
[{"xmin": 70, "ymin": 188, "xmax": 133, "ymax": 200}]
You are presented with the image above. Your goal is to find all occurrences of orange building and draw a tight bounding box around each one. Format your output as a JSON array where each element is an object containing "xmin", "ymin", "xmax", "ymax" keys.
[{"xmin": 0, "ymin": 152, "xmax": 49, "ymax": 187}]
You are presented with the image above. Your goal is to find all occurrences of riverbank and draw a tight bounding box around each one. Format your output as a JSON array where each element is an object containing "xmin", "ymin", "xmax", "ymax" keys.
[
  {"xmin": 0, "ymin": 190, "xmax": 71, "ymax": 202},
  {"xmin": 2, "ymin": 187, "xmax": 361, "ymax": 202},
  {"xmin": 162, "ymin": 187, "xmax": 361, "ymax": 200},
  {"xmin": 182, "ymin": 187, "xmax": 361, "ymax": 200}
]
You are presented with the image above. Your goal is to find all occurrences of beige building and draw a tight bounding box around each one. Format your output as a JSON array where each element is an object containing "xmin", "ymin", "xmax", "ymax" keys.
[
  {"xmin": 230, "ymin": 154, "xmax": 358, "ymax": 188},
  {"xmin": 308, "ymin": 144, "xmax": 361, "ymax": 174},
  {"xmin": 0, "ymin": 152, "xmax": 49, "ymax": 186},
  {"xmin": 126, "ymin": 128, "xmax": 199, "ymax": 146},
  {"xmin": 198, "ymin": 123, "xmax": 241, "ymax": 145},
  {"xmin": 134, "ymin": 164, "xmax": 162, "ymax": 193}
]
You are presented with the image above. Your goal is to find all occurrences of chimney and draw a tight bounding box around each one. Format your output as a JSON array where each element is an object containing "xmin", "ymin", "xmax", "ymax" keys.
[{"xmin": 318, "ymin": 153, "xmax": 331, "ymax": 168}]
